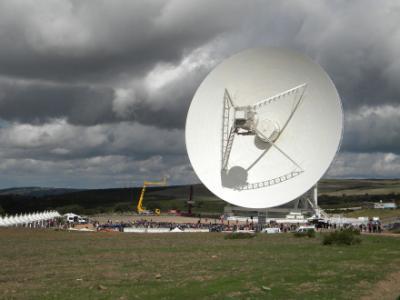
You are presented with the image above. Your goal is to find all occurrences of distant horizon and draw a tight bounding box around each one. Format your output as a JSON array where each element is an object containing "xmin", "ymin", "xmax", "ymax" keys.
[{"xmin": 1, "ymin": 177, "xmax": 400, "ymax": 191}]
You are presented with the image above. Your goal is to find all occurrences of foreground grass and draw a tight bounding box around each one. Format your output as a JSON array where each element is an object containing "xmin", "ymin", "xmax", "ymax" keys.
[{"xmin": 0, "ymin": 229, "xmax": 399, "ymax": 300}]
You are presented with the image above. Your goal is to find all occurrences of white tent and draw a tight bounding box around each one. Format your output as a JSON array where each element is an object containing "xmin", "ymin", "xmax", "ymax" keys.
[{"xmin": 0, "ymin": 210, "xmax": 60, "ymax": 227}]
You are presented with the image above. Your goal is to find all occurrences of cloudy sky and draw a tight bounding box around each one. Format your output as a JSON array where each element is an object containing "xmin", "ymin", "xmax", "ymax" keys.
[{"xmin": 0, "ymin": 0, "xmax": 399, "ymax": 188}]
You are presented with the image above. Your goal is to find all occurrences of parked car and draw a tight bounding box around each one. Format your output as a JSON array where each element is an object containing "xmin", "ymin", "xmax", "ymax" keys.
[
  {"xmin": 262, "ymin": 227, "xmax": 281, "ymax": 234},
  {"xmin": 296, "ymin": 226, "xmax": 315, "ymax": 233}
]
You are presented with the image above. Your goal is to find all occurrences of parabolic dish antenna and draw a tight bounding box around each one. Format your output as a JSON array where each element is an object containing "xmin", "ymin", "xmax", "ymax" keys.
[{"xmin": 185, "ymin": 48, "xmax": 343, "ymax": 208}]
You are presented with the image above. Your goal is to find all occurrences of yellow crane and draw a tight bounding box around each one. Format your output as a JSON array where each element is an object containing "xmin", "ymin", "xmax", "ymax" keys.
[{"xmin": 136, "ymin": 177, "xmax": 167, "ymax": 215}]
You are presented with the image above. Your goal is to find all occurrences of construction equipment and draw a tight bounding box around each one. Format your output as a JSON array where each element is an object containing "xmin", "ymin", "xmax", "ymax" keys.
[
  {"xmin": 136, "ymin": 177, "xmax": 167, "ymax": 215},
  {"xmin": 187, "ymin": 185, "xmax": 195, "ymax": 216}
]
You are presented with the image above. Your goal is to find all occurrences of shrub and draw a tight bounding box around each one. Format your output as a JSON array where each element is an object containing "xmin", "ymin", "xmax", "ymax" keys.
[
  {"xmin": 145, "ymin": 202, "xmax": 161, "ymax": 210},
  {"xmin": 113, "ymin": 203, "xmax": 133, "ymax": 213},
  {"xmin": 293, "ymin": 231, "xmax": 308, "ymax": 238},
  {"xmin": 83, "ymin": 208, "xmax": 102, "ymax": 215},
  {"xmin": 389, "ymin": 223, "xmax": 400, "ymax": 234},
  {"xmin": 56, "ymin": 205, "xmax": 85, "ymax": 215},
  {"xmin": 307, "ymin": 229, "xmax": 316, "ymax": 238},
  {"xmin": 293, "ymin": 229, "xmax": 315, "ymax": 238},
  {"xmin": 347, "ymin": 228, "xmax": 361, "ymax": 235},
  {"xmin": 224, "ymin": 232, "xmax": 256, "ymax": 240},
  {"xmin": 322, "ymin": 229, "xmax": 361, "ymax": 246}
]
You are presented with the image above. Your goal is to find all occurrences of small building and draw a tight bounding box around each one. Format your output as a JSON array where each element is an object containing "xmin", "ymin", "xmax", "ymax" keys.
[{"xmin": 373, "ymin": 202, "xmax": 397, "ymax": 209}]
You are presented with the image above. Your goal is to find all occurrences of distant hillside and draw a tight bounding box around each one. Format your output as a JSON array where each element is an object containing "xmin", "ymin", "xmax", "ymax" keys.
[
  {"xmin": 318, "ymin": 179, "xmax": 400, "ymax": 196},
  {"xmin": 0, "ymin": 179, "xmax": 399, "ymax": 215},
  {"xmin": 0, "ymin": 187, "xmax": 83, "ymax": 197}
]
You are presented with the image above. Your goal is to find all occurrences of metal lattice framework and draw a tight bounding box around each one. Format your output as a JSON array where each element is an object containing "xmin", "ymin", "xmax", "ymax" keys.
[
  {"xmin": 221, "ymin": 83, "xmax": 307, "ymax": 190},
  {"xmin": 238, "ymin": 170, "xmax": 304, "ymax": 190},
  {"xmin": 221, "ymin": 89, "xmax": 235, "ymax": 171}
]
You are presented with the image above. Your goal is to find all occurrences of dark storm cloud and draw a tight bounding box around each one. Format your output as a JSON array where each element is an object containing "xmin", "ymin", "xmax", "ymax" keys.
[
  {"xmin": 0, "ymin": 0, "xmax": 249, "ymax": 128},
  {"xmin": 1, "ymin": 1, "xmax": 399, "ymax": 128},
  {"xmin": 0, "ymin": 0, "xmax": 244, "ymax": 83},
  {"xmin": 341, "ymin": 105, "xmax": 400, "ymax": 154},
  {"xmin": 0, "ymin": 80, "xmax": 115, "ymax": 125}
]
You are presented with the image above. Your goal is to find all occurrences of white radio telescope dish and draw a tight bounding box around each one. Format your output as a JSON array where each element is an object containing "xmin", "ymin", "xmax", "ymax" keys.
[{"xmin": 185, "ymin": 48, "xmax": 343, "ymax": 208}]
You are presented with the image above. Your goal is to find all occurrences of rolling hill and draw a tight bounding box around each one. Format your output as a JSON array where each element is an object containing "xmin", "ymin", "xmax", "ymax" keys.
[{"xmin": 0, "ymin": 179, "xmax": 399, "ymax": 215}]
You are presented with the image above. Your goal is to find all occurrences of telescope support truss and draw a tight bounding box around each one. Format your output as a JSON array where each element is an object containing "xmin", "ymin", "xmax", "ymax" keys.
[{"xmin": 221, "ymin": 84, "xmax": 307, "ymax": 190}]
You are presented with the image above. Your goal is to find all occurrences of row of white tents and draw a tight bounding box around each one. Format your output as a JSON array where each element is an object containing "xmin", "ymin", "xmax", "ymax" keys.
[{"xmin": 0, "ymin": 210, "xmax": 61, "ymax": 227}]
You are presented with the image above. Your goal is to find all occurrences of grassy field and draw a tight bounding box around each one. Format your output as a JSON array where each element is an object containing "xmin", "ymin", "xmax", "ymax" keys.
[
  {"xmin": 344, "ymin": 208, "xmax": 400, "ymax": 221},
  {"xmin": 318, "ymin": 179, "xmax": 400, "ymax": 196},
  {"xmin": 1, "ymin": 229, "xmax": 400, "ymax": 299}
]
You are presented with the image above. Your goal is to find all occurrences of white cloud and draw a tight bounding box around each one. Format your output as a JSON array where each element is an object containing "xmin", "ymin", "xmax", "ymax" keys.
[
  {"xmin": 342, "ymin": 104, "xmax": 400, "ymax": 153},
  {"xmin": 0, "ymin": 119, "xmax": 193, "ymax": 187},
  {"xmin": 26, "ymin": 1, "xmax": 93, "ymax": 55},
  {"xmin": 0, "ymin": 119, "xmax": 108, "ymax": 149},
  {"xmin": 145, "ymin": 45, "xmax": 219, "ymax": 92},
  {"xmin": 0, "ymin": 119, "xmax": 185, "ymax": 158},
  {"xmin": 112, "ymin": 88, "xmax": 137, "ymax": 118},
  {"xmin": 327, "ymin": 152, "xmax": 400, "ymax": 178}
]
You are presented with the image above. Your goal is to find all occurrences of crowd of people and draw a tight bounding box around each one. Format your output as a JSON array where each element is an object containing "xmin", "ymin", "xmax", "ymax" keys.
[
  {"xmin": 361, "ymin": 221, "xmax": 382, "ymax": 233},
  {"xmin": 97, "ymin": 218, "xmax": 235, "ymax": 232},
  {"xmin": 63, "ymin": 215, "xmax": 385, "ymax": 234},
  {"xmin": 95, "ymin": 218, "xmax": 308, "ymax": 232}
]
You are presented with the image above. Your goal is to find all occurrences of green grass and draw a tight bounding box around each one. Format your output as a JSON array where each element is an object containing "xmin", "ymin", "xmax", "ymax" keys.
[
  {"xmin": 224, "ymin": 232, "xmax": 255, "ymax": 239},
  {"xmin": 322, "ymin": 229, "xmax": 361, "ymax": 246},
  {"xmin": 326, "ymin": 186, "xmax": 400, "ymax": 196},
  {"xmin": 0, "ymin": 229, "xmax": 399, "ymax": 299},
  {"xmin": 318, "ymin": 179, "xmax": 400, "ymax": 196}
]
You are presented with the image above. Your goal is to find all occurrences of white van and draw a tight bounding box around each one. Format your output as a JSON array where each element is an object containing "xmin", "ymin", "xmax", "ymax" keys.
[
  {"xmin": 262, "ymin": 227, "xmax": 281, "ymax": 234},
  {"xmin": 64, "ymin": 213, "xmax": 87, "ymax": 224}
]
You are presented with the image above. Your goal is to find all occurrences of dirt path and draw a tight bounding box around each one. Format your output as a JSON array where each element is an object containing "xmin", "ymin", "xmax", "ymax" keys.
[{"xmin": 361, "ymin": 269, "xmax": 400, "ymax": 300}]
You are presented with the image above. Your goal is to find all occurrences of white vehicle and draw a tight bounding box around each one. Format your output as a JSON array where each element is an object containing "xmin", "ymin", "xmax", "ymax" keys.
[
  {"xmin": 64, "ymin": 213, "xmax": 87, "ymax": 224},
  {"xmin": 296, "ymin": 226, "xmax": 315, "ymax": 233},
  {"xmin": 262, "ymin": 227, "xmax": 281, "ymax": 234}
]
